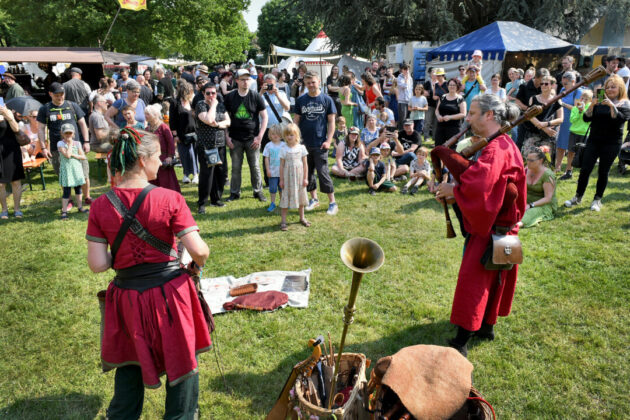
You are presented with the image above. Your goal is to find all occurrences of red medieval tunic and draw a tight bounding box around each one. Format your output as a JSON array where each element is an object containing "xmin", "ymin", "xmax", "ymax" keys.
[
  {"xmin": 149, "ymin": 123, "xmax": 181, "ymax": 193},
  {"xmin": 451, "ymin": 134, "xmax": 526, "ymax": 331},
  {"xmin": 86, "ymin": 187, "xmax": 211, "ymax": 388}
]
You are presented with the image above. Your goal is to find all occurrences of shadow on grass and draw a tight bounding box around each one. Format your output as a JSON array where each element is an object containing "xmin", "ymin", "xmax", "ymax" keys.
[
  {"xmin": 209, "ymin": 320, "xmax": 454, "ymax": 416},
  {"xmin": 397, "ymin": 196, "xmax": 444, "ymax": 215},
  {"xmin": 0, "ymin": 392, "xmax": 102, "ymax": 420}
]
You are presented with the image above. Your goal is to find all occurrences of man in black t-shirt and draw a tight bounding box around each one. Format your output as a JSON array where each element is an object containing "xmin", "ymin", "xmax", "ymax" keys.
[
  {"xmin": 37, "ymin": 82, "xmax": 92, "ymax": 203},
  {"xmin": 155, "ymin": 67, "xmax": 174, "ymax": 100},
  {"xmin": 395, "ymin": 120, "xmax": 421, "ymax": 166},
  {"xmin": 223, "ymin": 69, "xmax": 268, "ymax": 202}
]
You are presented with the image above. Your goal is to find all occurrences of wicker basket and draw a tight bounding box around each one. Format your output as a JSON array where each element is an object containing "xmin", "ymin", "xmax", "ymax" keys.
[{"xmin": 291, "ymin": 353, "xmax": 369, "ymax": 420}]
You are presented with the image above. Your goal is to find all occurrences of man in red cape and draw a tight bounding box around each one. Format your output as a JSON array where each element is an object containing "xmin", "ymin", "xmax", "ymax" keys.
[{"xmin": 435, "ymin": 94, "xmax": 526, "ymax": 357}]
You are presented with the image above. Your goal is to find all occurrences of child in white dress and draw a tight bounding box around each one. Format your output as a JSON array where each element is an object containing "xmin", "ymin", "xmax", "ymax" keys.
[{"xmin": 279, "ymin": 123, "xmax": 309, "ymax": 231}]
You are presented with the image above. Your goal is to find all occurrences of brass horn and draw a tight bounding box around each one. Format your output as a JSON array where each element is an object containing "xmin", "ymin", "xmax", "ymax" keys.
[{"xmin": 328, "ymin": 238, "xmax": 385, "ymax": 408}]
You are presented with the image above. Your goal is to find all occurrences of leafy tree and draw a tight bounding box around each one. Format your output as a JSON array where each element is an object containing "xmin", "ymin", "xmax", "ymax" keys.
[
  {"xmin": 289, "ymin": 0, "xmax": 630, "ymax": 56},
  {"xmin": 0, "ymin": 0, "xmax": 253, "ymax": 63},
  {"xmin": 257, "ymin": 0, "xmax": 322, "ymax": 56}
]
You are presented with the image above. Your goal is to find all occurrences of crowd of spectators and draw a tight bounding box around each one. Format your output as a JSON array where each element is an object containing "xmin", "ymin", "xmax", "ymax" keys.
[{"xmin": 1, "ymin": 53, "xmax": 629, "ymax": 226}]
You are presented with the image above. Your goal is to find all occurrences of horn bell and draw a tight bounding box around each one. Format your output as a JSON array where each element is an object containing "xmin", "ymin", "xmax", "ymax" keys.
[{"xmin": 340, "ymin": 237, "xmax": 385, "ymax": 274}]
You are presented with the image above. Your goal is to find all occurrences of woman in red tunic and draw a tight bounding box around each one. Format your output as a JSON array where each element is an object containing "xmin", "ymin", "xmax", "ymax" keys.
[
  {"xmin": 436, "ymin": 94, "xmax": 526, "ymax": 357},
  {"xmin": 145, "ymin": 104, "xmax": 181, "ymax": 193},
  {"xmin": 86, "ymin": 128, "xmax": 210, "ymax": 418}
]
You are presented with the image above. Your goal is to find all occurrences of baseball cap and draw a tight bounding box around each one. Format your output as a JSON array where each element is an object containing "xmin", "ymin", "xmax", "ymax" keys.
[
  {"xmin": 472, "ymin": 49, "xmax": 483, "ymax": 57},
  {"xmin": 403, "ymin": 119, "xmax": 414, "ymax": 126},
  {"xmin": 349, "ymin": 126, "xmax": 360, "ymax": 134},
  {"xmin": 380, "ymin": 142, "xmax": 391, "ymax": 150},
  {"xmin": 48, "ymin": 82, "xmax": 65, "ymax": 93},
  {"xmin": 236, "ymin": 69, "xmax": 250, "ymax": 79},
  {"xmin": 370, "ymin": 147, "xmax": 381, "ymax": 155},
  {"xmin": 61, "ymin": 123, "xmax": 75, "ymax": 133}
]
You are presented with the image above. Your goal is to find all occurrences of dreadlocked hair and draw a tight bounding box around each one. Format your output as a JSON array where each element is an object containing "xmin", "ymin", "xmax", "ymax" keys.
[{"xmin": 109, "ymin": 127, "xmax": 158, "ymax": 176}]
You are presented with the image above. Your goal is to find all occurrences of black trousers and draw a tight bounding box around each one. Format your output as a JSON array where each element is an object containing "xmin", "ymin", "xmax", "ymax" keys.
[
  {"xmin": 306, "ymin": 147, "xmax": 335, "ymax": 194},
  {"xmin": 260, "ymin": 128, "xmax": 271, "ymax": 187},
  {"xmin": 576, "ymin": 140, "xmax": 621, "ymax": 200},
  {"xmin": 197, "ymin": 146, "xmax": 227, "ymax": 206},
  {"xmin": 106, "ymin": 365, "xmax": 199, "ymax": 420}
]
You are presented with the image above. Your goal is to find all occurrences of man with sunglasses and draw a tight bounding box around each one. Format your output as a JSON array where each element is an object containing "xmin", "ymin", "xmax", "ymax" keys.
[{"xmin": 223, "ymin": 69, "xmax": 268, "ymax": 202}]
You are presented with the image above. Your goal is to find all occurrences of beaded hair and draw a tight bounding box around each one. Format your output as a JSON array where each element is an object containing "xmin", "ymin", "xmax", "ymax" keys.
[{"xmin": 109, "ymin": 127, "xmax": 157, "ymax": 176}]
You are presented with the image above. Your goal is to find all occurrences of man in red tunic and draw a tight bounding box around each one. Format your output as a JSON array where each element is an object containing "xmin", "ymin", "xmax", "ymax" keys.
[{"xmin": 436, "ymin": 94, "xmax": 526, "ymax": 357}]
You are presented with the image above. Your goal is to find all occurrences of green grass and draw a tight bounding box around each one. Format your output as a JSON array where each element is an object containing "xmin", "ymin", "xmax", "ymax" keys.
[{"xmin": 1, "ymin": 153, "xmax": 629, "ymax": 419}]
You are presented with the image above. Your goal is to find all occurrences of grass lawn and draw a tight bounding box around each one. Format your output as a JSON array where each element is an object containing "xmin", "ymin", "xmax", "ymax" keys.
[{"xmin": 0, "ymin": 152, "xmax": 629, "ymax": 419}]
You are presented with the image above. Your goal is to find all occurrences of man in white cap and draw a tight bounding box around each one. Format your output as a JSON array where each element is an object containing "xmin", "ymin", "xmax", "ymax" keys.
[{"xmin": 223, "ymin": 68, "xmax": 268, "ymax": 203}]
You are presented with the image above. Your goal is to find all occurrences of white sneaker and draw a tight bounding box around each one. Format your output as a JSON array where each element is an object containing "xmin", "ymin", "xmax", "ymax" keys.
[
  {"xmin": 564, "ymin": 196, "xmax": 581, "ymax": 207},
  {"xmin": 326, "ymin": 202, "xmax": 338, "ymax": 215},
  {"xmin": 590, "ymin": 199, "xmax": 602, "ymax": 212},
  {"xmin": 182, "ymin": 175, "xmax": 191, "ymax": 184},
  {"xmin": 191, "ymin": 174, "xmax": 199, "ymax": 184},
  {"xmin": 305, "ymin": 198, "xmax": 320, "ymax": 211}
]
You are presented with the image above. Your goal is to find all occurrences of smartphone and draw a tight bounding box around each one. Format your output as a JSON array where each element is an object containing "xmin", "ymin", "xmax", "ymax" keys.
[
  {"xmin": 597, "ymin": 88, "xmax": 606, "ymax": 103},
  {"xmin": 385, "ymin": 126, "xmax": 396, "ymax": 133},
  {"xmin": 0, "ymin": 97, "xmax": 4, "ymax": 107}
]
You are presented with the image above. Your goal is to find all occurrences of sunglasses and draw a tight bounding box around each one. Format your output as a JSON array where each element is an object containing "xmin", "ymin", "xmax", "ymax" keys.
[
  {"xmin": 541, "ymin": 82, "xmax": 552, "ymax": 86},
  {"xmin": 204, "ymin": 91, "xmax": 216, "ymax": 96}
]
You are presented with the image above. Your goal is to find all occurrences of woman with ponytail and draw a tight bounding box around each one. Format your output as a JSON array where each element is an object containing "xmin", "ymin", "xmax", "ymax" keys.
[{"xmin": 86, "ymin": 127, "xmax": 211, "ymax": 419}]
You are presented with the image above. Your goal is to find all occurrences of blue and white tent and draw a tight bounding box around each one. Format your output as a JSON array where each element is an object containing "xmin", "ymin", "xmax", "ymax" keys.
[{"xmin": 425, "ymin": 21, "xmax": 575, "ymax": 82}]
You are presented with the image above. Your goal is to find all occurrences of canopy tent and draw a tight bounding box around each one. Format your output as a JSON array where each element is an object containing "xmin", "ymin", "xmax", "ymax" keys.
[
  {"xmin": 271, "ymin": 31, "xmax": 342, "ymax": 87},
  {"xmin": 0, "ymin": 47, "xmax": 153, "ymax": 64},
  {"xmin": 425, "ymin": 21, "xmax": 576, "ymax": 82},
  {"xmin": 578, "ymin": 15, "xmax": 630, "ymax": 59}
]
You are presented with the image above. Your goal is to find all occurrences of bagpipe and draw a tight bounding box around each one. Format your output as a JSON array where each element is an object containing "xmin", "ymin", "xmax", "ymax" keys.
[{"xmin": 430, "ymin": 66, "xmax": 607, "ymax": 239}]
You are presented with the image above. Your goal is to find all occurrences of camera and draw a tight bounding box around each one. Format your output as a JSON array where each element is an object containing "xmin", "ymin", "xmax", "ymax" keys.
[
  {"xmin": 385, "ymin": 126, "xmax": 396, "ymax": 133},
  {"xmin": 266, "ymin": 83, "xmax": 274, "ymax": 91}
]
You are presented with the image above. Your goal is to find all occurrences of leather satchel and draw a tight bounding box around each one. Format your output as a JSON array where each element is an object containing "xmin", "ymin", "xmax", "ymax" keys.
[{"xmin": 481, "ymin": 234, "xmax": 523, "ymax": 271}]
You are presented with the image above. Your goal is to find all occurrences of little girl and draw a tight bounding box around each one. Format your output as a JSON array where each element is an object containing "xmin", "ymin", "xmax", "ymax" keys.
[
  {"xmin": 262, "ymin": 124, "xmax": 286, "ymax": 212},
  {"xmin": 408, "ymin": 84, "xmax": 428, "ymax": 135},
  {"xmin": 57, "ymin": 123, "xmax": 88, "ymax": 219},
  {"xmin": 379, "ymin": 142, "xmax": 396, "ymax": 181},
  {"xmin": 279, "ymin": 123, "xmax": 309, "ymax": 231},
  {"xmin": 401, "ymin": 147, "xmax": 431, "ymax": 195}
]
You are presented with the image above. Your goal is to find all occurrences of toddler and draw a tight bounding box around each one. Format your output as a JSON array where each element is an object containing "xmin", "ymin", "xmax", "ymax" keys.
[
  {"xmin": 332, "ymin": 116, "xmax": 347, "ymax": 157},
  {"xmin": 262, "ymin": 124, "xmax": 286, "ymax": 212},
  {"xmin": 122, "ymin": 105, "xmax": 144, "ymax": 129},
  {"xmin": 279, "ymin": 123, "xmax": 309, "ymax": 231},
  {"xmin": 402, "ymin": 147, "xmax": 431, "ymax": 194},
  {"xmin": 379, "ymin": 142, "xmax": 396, "ymax": 181},
  {"xmin": 57, "ymin": 123, "xmax": 88, "ymax": 219}
]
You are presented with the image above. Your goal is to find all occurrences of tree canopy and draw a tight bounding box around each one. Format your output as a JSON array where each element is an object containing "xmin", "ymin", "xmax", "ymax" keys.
[
  {"xmin": 256, "ymin": 0, "xmax": 321, "ymax": 56},
  {"xmin": 289, "ymin": 0, "xmax": 630, "ymax": 56},
  {"xmin": 0, "ymin": 0, "xmax": 253, "ymax": 63}
]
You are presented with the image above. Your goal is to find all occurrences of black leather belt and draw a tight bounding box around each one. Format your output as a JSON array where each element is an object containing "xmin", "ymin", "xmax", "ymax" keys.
[{"xmin": 114, "ymin": 261, "xmax": 183, "ymax": 293}]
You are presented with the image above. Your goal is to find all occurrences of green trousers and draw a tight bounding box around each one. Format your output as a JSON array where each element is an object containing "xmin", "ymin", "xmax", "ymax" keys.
[{"xmin": 106, "ymin": 365, "xmax": 199, "ymax": 420}]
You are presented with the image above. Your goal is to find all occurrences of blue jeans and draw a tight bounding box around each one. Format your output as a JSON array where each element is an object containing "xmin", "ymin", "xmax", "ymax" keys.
[
  {"xmin": 268, "ymin": 177, "xmax": 280, "ymax": 194},
  {"xmin": 395, "ymin": 152, "xmax": 416, "ymax": 166},
  {"xmin": 414, "ymin": 119, "xmax": 424, "ymax": 136},
  {"xmin": 177, "ymin": 143, "xmax": 198, "ymax": 177}
]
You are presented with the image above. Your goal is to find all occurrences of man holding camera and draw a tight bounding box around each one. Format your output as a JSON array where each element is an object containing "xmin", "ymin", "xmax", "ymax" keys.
[{"xmin": 260, "ymin": 74, "xmax": 290, "ymax": 186}]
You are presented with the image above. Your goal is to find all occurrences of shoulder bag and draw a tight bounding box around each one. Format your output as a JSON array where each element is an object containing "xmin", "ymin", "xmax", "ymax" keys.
[{"xmin": 263, "ymin": 92, "xmax": 292, "ymax": 125}]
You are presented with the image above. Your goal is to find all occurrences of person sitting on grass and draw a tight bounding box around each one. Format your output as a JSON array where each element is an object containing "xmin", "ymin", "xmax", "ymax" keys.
[
  {"xmin": 121, "ymin": 105, "xmax": 144, "ymax": 130},
  {"xmin": 331, "ymin": 126, "xmax": 366, "ymax": 179},
  {"xmin": 279, "ymin": 123, "xmax": 309, "ymax": 231},
  {"xmin": 379, "ymin": 142, "xmax": 396, "ymax": 182},
  {"xmin": 366, "ymin": 125, "xmax": 411, "ymax": 180},
  {"xmin": 360, "ymin": 115, "xmax": 380, "ymax": 149},
  {"xmin": 365, "ymin": 146, "xmax": 397, "ymax": 195},
  {"xmin": 331, "ymin": 115, "xmax": 347, "ymax": 158},
  {"xmin": 401, "ymin": 147, "xmax": 431, "ymax": 194},
  {"xmin": 57, "ymin": 123, "xmax": 88, "ymax": 220},
  {"xmin": 262, "ymin": 124, "xmax": 286, "ymax": 212},
  {"xmin": 517, "ymin": 147, "xmax": 557, "ymax": 228}
]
